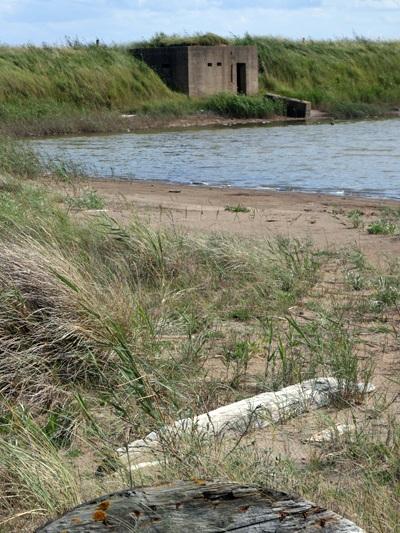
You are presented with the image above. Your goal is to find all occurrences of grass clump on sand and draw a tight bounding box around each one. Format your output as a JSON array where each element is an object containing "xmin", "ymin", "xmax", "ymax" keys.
[
  {"xmin": 366, "ymin": 208, "xmax": 400, "ymax": 235},
  {"xmin": 367, "ymin": 220, "xmax": 399, "ymax": 235},
  {"xmin": 225, "ymin": 204, "xmax": 251, "ymax": 213},
  {"xmin": 0, "ymin": 138, "xmax": 398, "ymax": 531},
  {"xmin": 65, "ymin": 189, "xmax": 105, "ymax": 210}
]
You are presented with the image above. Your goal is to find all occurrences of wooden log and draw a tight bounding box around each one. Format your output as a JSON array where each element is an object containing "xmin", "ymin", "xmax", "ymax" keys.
[
  {"xmin": 117, "ymin": 378, "xmax": 374, "ymax": 467},
  {"xmin": 37, "ymin": 480, "xmax": 364, "ymax": 532}
]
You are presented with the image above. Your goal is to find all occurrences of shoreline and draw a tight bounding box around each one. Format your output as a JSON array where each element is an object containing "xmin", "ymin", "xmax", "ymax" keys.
[
  {"xmin": 14, "ymin": 108, "xmax": 400, "ymax": 139},
  {"xmin": 118, "ymin": 108, "xmax": 400, "ymax": 136},
  {"xmin": 90, "ymin": 176, "xmax": 400, "ymax": 207},
  {"xmin": 69, "ymin": 178, "xmax": 400, "ymax": 266},
  {"xmin": 19, "ymin": 111, "xmax": 322, "ymax": 140},
  {"xmin": 119, "ymin": 111, "xmax": 321, "ymax": 134},
  {"xmin": 91, "ymin": 176, "xmax": 400, "ymax": 202}
]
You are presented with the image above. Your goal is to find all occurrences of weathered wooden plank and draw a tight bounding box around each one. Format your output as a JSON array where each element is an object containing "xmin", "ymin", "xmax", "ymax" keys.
[
  {"xmin": 117, "ymin": 378, "xmax": 374, "ymax": 468},
  {"xmin": 37, "ymin": 481, "xmax": 364, "ymax": 532}
]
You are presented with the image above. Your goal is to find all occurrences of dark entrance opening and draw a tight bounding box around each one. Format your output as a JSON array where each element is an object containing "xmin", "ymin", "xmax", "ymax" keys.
[{"xmin": 236, "ymin": 63, "xmax": 247, "ymax": 94}]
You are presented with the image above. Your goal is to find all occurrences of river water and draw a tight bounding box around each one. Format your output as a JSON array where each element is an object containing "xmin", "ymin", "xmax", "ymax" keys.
[{"xmin": 31, "ymin": 118, "xmax": 400, "ymax": 199}]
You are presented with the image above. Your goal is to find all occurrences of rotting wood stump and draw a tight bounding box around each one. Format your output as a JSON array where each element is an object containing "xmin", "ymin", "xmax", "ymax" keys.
[{"xmin": 37, "ymin": 481, "xmax": 364, "ymax": 532}]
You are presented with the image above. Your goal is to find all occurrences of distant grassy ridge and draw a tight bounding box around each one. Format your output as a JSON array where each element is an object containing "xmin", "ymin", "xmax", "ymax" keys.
[{"xmin": 1, "ymin": 36, "xmax": 400, "ymax": 135}]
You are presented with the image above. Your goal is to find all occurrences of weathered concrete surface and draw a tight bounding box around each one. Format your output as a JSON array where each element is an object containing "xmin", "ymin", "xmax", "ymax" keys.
[
  {"xmin": 132, "ymin": 45, "xmax": 259, "ymax": 97},
  {"xmin": 37, "ymin": 481, "xmax": 365, "ymax": 532},
  {"xmin": 188, "ymin": 45, "xmax": 259, "ymax": 97},
  {"xmin": 266, "ymin": 92, "xmax": 312, "ymax": 118}
]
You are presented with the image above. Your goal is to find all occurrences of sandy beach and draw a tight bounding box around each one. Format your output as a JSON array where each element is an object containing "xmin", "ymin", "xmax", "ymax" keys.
[{"xmin": 87, "ymin": 178, "xmax": 399, "ymax": 265}]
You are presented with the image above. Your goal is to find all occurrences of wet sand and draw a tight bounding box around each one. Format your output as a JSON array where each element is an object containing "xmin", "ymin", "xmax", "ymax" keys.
[{"xmin": 87, "ymin": 179, "xmax": 399, "ymax": 265}]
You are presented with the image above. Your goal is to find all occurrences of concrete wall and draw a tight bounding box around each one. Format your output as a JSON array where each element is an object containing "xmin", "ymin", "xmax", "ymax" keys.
[
  {"xmin": 188, "ymin": 46, "xmax": 258, "ymax": 97},
  {"xmin": 132, "ymin": 47, "xmax": 189, "ymax": 93},
  {"xmin": 232, "ymin": 46, "xmax": 259, "ymax": 96},
  {"xmin": 132, "ymin": 46, "xmax": 258, "ymax": 97},
  {"xmin": 265, "ymin": 92, "xmax": 312, "ymax": 119}
]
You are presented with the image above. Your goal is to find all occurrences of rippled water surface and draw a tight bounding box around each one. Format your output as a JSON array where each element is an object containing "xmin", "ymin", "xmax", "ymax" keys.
[{"xmin": 32, "ymin": 119, "xmax": 400, "ymax": 199}]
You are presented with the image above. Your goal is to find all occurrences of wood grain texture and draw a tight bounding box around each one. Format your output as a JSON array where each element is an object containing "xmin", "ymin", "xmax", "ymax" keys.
[
  {"xmin": 37, "ymin": 481, "xmax": 364, "ymax": 532},
  {"xmin": 117, "ymin": 378, "xmax": 375, "ymax": 468}
]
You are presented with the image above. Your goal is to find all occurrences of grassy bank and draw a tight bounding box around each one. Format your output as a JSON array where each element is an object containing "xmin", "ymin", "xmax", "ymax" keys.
[
  {"xmin": 1, "ymin": 36, "xmax": 399, "ymax": 136},
  {"xmin": 0, "ymin": 136, "xmax": 399, "ymax": 530},
  {"xmin": 0, "ymin": 41, "xmax": 281, "ymax": 136},
  {"xmin": 0, "ymin": 43, "xmax": 173, "ymax": 136},
  {"xmin": 236, "ymin": 35, "xmax": 400, "ymax": 118},
  {"xmin": 138, "ymin": 33, "xmax": 400, "ymax": 118}
]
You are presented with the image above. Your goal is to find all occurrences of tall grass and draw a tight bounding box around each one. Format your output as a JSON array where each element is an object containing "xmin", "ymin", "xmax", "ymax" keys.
[
  {"xmin": 236, "ymin": 35, "xmax": 400, "ymax": 114},
  {"xmin": 0, "ymin": 404, "xmax": 80, "ymax": 523},
  {"xmin": 0, "ymin": 136, "xmax": 42, "ymax": 179},
  {"xmin": 0, "ymin": 43, "xmax": 172, "ymax": 135},
  {"xmin": 136, "ymin": 34, "xmax": 400, "ymax": 117},
  {"xmin": 1, "ymin": 36, "xmax": 400, "ymax": 135},
  {"xmin": 0, "ymin": 137, "xmax": 398, "ymax": 530},
  {"xmin": 134, "ymin": 32, "xmax": 230, "ymax": 48},
  {"xmin": 204, "ymin": 93, "xmax": 281, "ymax": 118},
  {"xmin": 0, "ymin": 44, "xmax": 171, "ymax": 111}
]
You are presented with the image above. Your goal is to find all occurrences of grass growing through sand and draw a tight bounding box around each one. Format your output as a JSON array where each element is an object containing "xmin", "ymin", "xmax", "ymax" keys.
[
  {"xmin": 225, "ymin": 204, "xmax": 251, "ymax": 213},
  {"xmin": 346, "ymin": 205, "xmax": 400, "ymax": 235},
  {"xmin": 0, "ymin": 137, "xmax": 399, "ymax": 531}
]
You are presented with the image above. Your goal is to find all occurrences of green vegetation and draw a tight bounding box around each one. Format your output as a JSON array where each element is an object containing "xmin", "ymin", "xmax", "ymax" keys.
[
  {"xmin": 367, "ymin": 220, "xmax": 398, "ymax": 235},
  {"xmin": 0, "ymin": 35, "xmax": 399, "ymax": 136},
  {"xmin": 347, "ymin": 209, "xmax": 364, "ymax": 229},
  {"xmin": 343, "ymin": 206, "xmax": 400, "ymax": 236},
  {"xmin": 0, "ymin": 137, "xmax": 398, "ymax": 530},
  {"xmin": 65, "ymin": 189, "xmax": 105, "ymax": 210},
  {"xmin": 205, "ymin": 93, "xmax": 280, "ymax": 118},
  {"xmin": 0, "ymin": 43, "xmax": 172, "ymax": 136},
  {"xmin": 236, "ymin": 35, "xmax": 400, "ymax": 117},
  {"xmin": 367, "ymin": 208, "xmax": 400, "ymax": 235},
  {"xmin": 136, "ymin": 32, "xmax": 230, "ymax": 47},
  {"xmin": 225, "ymin": 204, "xmax": 251, "ymax": 213},
  {"xmin": 135, "ymin": 33, "xmax": 400, "ymax": 119},
  {"xmin": 134, "ymin": 95, "xmax": 199, "ymax": 117},
  {"xmin": 136, "ymin": 92, "xmax": 282, "ymax": 120},
  {"xmin": 0, "ymin": 136, "xmax": 42, "ymax": 178}
]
